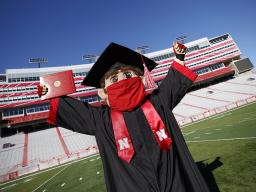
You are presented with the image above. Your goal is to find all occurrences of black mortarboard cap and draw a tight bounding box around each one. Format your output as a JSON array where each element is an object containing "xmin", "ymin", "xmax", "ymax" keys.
[{"xmin": 81, "ymin": 42, "xmax": 157, "ymax": 88}]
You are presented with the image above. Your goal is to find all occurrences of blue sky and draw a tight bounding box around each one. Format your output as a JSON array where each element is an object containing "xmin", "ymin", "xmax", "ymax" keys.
[{"xmin": 0, "ymin": 0, "xmax": 255, "ymax": 74}]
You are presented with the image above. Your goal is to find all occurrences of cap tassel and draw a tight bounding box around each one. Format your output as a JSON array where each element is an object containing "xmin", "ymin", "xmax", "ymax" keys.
[
  {"xmin": 143, "ymin": 64, "xmax": 158, "ymax": 90},
  {"xmin": 140, "ymin": 54, "xmax": 158, "ymax": 90}
]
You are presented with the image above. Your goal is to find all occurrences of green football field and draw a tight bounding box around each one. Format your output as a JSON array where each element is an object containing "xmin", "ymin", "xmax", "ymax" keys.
[{"xmin": 1, "ymin": 102, "xmax": 256, "ymax": 192}]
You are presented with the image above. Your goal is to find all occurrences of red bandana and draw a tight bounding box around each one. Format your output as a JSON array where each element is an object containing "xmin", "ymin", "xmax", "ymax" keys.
[
  {"xmin": 107, "ymin": 77, "xmax": 146, "ymax": 111},
  {"xmin": 108, "ymin": 78, "xmax": 172, "ymax": 163}
]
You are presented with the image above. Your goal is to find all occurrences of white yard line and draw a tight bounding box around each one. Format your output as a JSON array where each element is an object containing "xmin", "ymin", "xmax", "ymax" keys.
[
  {"xmin": 0, "ymin": 183, "xmax": 17, "ymax": 190},
  {"xmin": 31, "ymin": 164, "xmax": 70, "ymax": 192},
  {"xmin": 0, "ymin": 154, "xmax": 99, "ymax": 187},
  {"xmin": 183, "ymin": 131, "xmax": 195, "ymax": 136},
  {"xmin": 211, "ymin": 113, "xmax": 232, "ymax": 120},
  {"xmin": 187, "ymin": 136, "xmax": 256, "ymax": 143},
  {"xmin": 243, "ymin": 111, "xmax": 256, "ymax": 115}
]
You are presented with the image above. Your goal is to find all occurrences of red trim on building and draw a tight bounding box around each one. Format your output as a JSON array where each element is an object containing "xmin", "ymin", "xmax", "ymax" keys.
[
  {"xmin": 22, "ymin": 133, "xmax": 28, "ymax": 167},
  {"xmin": 47, "ymin": 98, "xmax": 60, "ymax": 125},
  {"xmin": 185, "ymin": 46, "xmax": 237, "ymax": 65},
  {"xmin": 194, "ymin": 67, "xmax": 234, "ymax": 83},
  {"xmin": 188, "ymin": 93, "xmax": 230, "ymax": 103},
  {"xmin": 55, "ymin": 127, "xmax": 70, "ymax": 156},
  {"xmin": 72, "ymin": 90, "xmax": 98, "ymax": 98},
  {"xmin": 0, "ymin": 99, "xmax": 49, "ymax": 109},
  {"xmin": 181, "ymin": 102, "xmax": 209, "ymax": 110},
  {"xmin": 172, "ymin": 61, "xmax": 198, "ymax": 81},
  {"xmin": 190, "ymin": 52, "xmax": 240, "ymax": 71},
  {"xmin": 185, "ymin": 40, "xmax": 234, "ymax": 58},
  {"xmin": 156, "ymin": 40, "xmax": 234, "ymax": 66},
  {"xmin": 6, "ymin": 111, "xmax": 49, "ymax": 125}
]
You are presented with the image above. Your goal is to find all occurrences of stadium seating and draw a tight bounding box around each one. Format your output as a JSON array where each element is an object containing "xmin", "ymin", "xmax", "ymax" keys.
[
  {"xmin": 173, "ymin": 73, "xmax": 256, "ymax": 120},
  {"xmin": 59, "ymin": 127, "xmax": 97, "ymax": 154},
  {"xmin": 27, "ymin": 128, "xmax": 64, "ymax": 161},
  {"xmin": 0, "ymin": 133, "xmax": 25, "ymax": 175}
]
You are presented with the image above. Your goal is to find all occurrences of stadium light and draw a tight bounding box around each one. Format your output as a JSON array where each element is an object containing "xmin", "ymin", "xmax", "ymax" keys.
[
  {"xmin": 29, "ymin": 58, "xmax": 48, "ymax": 68},
  {"xmin": 82, "ymin": 54, "xmax": 97, "ymax": 63},
  {"xmin": 136, "ymin": 45, "xmax": 149, "ymax": 54},
  {"xmin": 176, "ymin": 35, "xmax": 187, "ymax": 44}
]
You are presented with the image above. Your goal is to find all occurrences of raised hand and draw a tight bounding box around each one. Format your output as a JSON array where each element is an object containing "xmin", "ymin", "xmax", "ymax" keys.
[
  {"xmin": 37, "ymin": 85, "xmax": 48, "ymax": 97},
  {"xmin": 173, "ymin": 42, "xmax": 187, "ymax": 61}
]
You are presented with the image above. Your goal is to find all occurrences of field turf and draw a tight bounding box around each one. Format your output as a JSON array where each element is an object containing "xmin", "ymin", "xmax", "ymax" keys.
[{"xmin": 1, "ymin": 102, "xmax": 256, "ymax": 192}]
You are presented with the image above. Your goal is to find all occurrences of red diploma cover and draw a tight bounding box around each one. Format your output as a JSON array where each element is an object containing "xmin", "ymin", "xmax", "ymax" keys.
[{"xmin": 40, "ymin": 70, "xmax": 76, "ymax": 100}]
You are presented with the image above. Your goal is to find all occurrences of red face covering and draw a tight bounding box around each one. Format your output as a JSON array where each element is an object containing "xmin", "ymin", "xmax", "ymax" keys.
[{"xmin": 107, "ymin": 77, "xmax": 146, "ymax": 111}]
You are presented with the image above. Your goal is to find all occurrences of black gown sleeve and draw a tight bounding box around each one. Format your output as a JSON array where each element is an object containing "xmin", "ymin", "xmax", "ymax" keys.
[
  {"xmin": 153, "ymin": 59, "xmax": 198, "ymax": 109},
  {"xmin": 47, "ymin": 96, "xmax": 100, "ymax": 135}
]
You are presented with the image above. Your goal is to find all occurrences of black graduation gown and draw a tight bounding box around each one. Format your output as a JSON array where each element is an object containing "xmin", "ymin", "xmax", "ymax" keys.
[{"xmin": 49, "ymin": 61, "xmax": 210, "ymax": 192}]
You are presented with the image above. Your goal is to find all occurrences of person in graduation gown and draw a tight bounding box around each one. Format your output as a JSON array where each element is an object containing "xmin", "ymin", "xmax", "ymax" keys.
[{"xmin": 39, "ymin": 42, "xmax": 210, "ymax": 192}]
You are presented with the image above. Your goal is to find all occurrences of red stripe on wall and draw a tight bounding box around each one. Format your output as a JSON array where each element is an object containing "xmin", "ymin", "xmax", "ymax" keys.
[
  {"xmin": 22, "ymin": 133, "xmax": 28, "ymax": 167},
  {"xmin": 173, "ymin": 113, "xmax": 187, "ymax": 118},
  {"xmin": 56, "ymin": 127, "xmax": 70, "ymax": 156},
  {"xmin": 206, "ymin": 87, "xmax": 255, "ymax": 96},
  {"xmin": 181, "ymin": 102, "xmax": 209, "ymax": 110},
  {"xmin": 223, "ymin": 81, "xmax": 256, "ymax": 87},
  {"xmin": 188, "ymin": 93, "xmax": 230, "ymax": 103}
]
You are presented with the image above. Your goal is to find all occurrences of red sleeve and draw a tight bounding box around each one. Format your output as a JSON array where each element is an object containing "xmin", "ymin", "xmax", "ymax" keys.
[
  {"xmin": 152, "ymin": 60, "xmax": 198, "ymax": 110},
  {"xmin": 171, "ymin": 61, "xmax": 198, "ymax": 82},
  {"xmin": 47, "ymin": 98, "xmax": 60, "ymax": 125},
  {"xmin": 47, "ymin": 96, "xmax": 98, "ymax": 135}
]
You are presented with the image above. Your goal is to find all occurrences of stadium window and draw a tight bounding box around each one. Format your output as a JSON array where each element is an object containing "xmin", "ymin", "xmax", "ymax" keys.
[
  {"xmin": 155, "ymin": 57, "xmax": 160, "ymax": 62},
  {"xmin": 163, "ymin": 54, "xmax": 168, "ymax": 59},
  {"xmin": 168, "ymin": 53, "xmax": 175, "ymax": 58},
  {"xmin": 152, "ymin": 57, "xmax": 158, "ymax": 62}
]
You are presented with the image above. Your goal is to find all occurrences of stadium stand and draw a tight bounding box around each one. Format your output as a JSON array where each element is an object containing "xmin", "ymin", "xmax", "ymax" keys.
[
  {"xmin": 0, "ymin": 133, "xmax": 25, "ymax": 177},
  {"xmin": 173, "ymin": 73, "xmax": 256, "ymax": 125},
  {"xmin": 59, "ymin": 127, "xmax": 97, "ymax": 154},
  {"xmin": 27, "ymin": 128, "xmax": 64, "ymax": 162}
]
